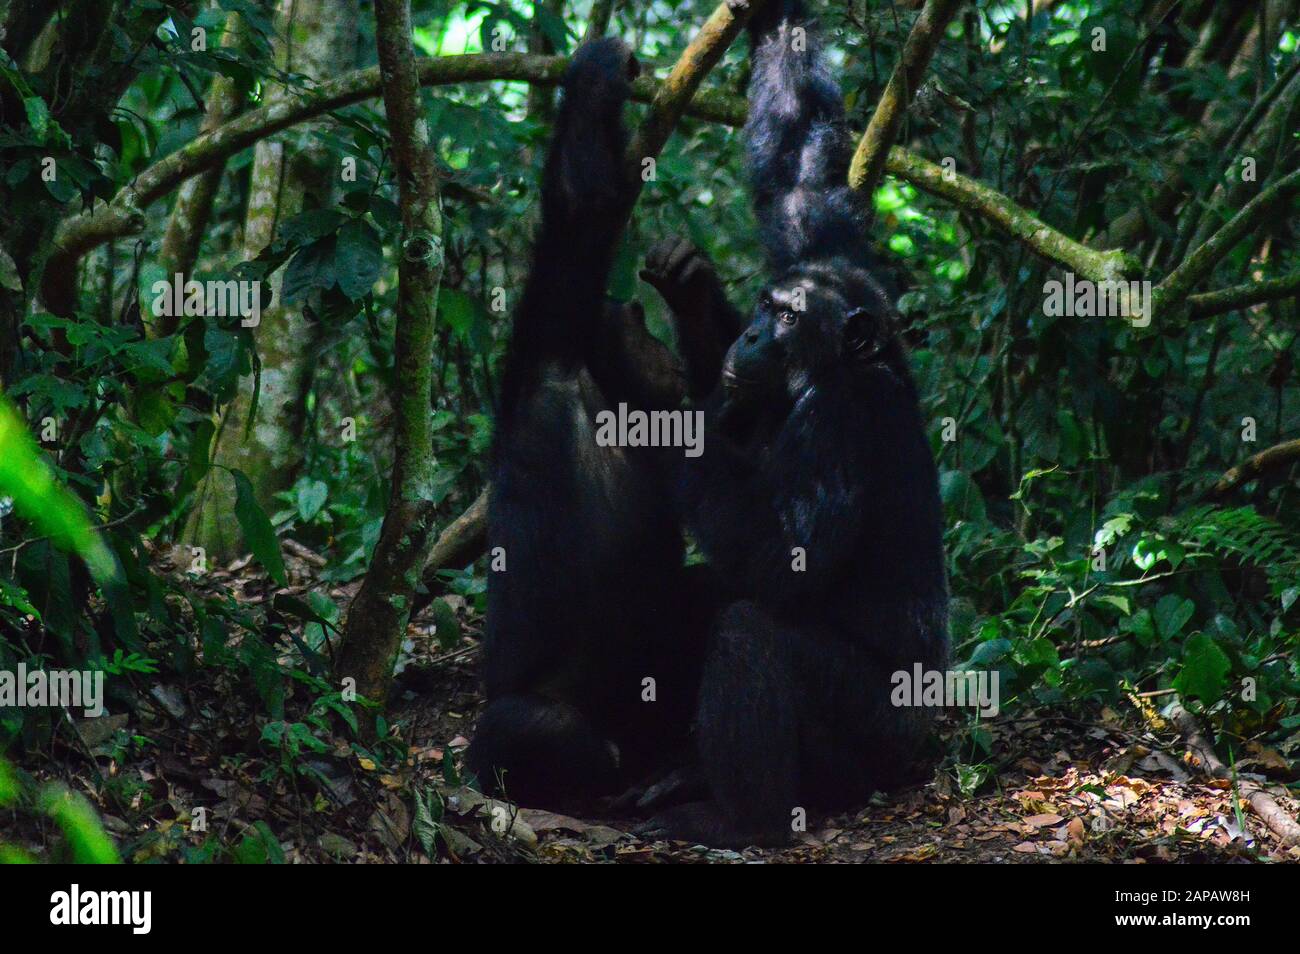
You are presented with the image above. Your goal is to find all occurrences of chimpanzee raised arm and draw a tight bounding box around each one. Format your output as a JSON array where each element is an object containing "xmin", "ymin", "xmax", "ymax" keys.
[{"xmin": 468, "ymin": 40, "xmax": 713, "ymax": 810}]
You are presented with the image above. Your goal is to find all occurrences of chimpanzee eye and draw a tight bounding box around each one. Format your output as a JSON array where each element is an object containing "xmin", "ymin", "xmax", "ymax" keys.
[{"xmin": 778, "ymin": 311, "xmax": 797, "ymax": 326}]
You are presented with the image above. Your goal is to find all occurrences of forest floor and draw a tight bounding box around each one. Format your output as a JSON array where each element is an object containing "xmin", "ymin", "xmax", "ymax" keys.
[{"xmin": 9, "ymin": 541, "xmax": 1300, "ymax": 864}]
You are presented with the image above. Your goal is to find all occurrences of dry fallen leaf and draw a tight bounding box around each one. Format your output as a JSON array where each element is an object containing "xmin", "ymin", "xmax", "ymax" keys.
[
  {"xmin": 1066, "ymin": 817, "xmax": 1086, "ymax": 846},
  {"xmin": 1024, "ymin": 812, "xmax": 1064, "ymax": 828}
]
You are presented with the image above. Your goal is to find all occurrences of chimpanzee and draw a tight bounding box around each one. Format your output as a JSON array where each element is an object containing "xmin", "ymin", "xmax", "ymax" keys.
[
  {"xmin": 465, "ymin": 39, "xmax": 722, "ymax": 809},
  {"xmin": 636, "ymin": 1, "xmax": 950, "ymax": 847}
]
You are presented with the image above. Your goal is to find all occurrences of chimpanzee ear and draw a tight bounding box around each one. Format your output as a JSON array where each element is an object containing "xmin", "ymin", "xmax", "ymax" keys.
[{"xmin": 842, "ymin": 307, "xmax": 882, "ymax": 361}]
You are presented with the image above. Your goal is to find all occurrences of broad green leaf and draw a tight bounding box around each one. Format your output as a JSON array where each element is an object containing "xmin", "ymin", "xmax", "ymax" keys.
[
  {"xmin": 231, "ymin": 468, "xmax": 287, "ymax": 585},
  {"xmin": 1172, "ymin": 632, "xmax": 1231, "ymax": 704},
  {"xmin": 0, "ymin": 396, "xmax": 116, "ymax": 582},
  {"xmin": 432, "ymin": 598, "xmax": 461, "ymax": 652},
  {"xmin": 1153, "ymin": 594, "xmax": 1194, "ymax": 640},
  {"xmin": 295, "ymin": 478, "xmax": 328, "ymax": 522},
  {"xmin": 335, "ymin": 219, "xmax": 384, "ymax": 299},
  {"xmin": 282, "ymin": 235, "xmax": 337, "ymax": 302},
  {"xmin": 38, "ymin": 786, "xmax": 120, "ymax": 864}
]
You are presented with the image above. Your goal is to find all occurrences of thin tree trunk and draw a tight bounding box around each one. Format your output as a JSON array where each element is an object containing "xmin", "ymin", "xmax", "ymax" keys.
[
  {"xmin": 155, "ymin": 11, "xmax": 248, "ymax": 335},
  {"xmin": 334, "ymin": 0, "xmax": 445, "ymax": 712},
  {"xmin": 183, "ymin": 0, "xmax": 360, "ymax": 561}
]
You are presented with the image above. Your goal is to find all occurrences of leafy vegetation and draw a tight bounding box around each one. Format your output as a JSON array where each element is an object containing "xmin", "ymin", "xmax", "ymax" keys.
[{"xmin": 1, "ymin": 0, "xmax": 1298, "ymax": 862}]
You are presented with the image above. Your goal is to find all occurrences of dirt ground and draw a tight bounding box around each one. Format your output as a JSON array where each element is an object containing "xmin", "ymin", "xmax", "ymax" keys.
[{"xmin": 7, "ymin": 543, "xmax": 1298, "ymax": 864}]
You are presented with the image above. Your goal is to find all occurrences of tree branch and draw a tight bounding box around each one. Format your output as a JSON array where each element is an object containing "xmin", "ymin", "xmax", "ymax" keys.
[
  {"xmin": 1154, "ymin": 167, "xmax": 1300, "ymax": 314},
  {"xmin": 583, "ymin": 0, "xmax": 617, "ymax": 44},
  {"xmin": 881, "ymin": 147, "xmax": 1139, "ymax": 284},
  {"xmin": 49, "ymin": 49, "xmax": 1134, "ymax": 294},
  {"xmin": 1213, "ymin": 438, "xmax": 1300, "ymax": 495},
  {"xmin": 415, "ymin": 486, "xmax": 488, "ymax": 605},
  {"xmin": 624, "ymin": 0, "xmax": 762, "ymax": 185},
  {"xmin": 848, "ymin": 0, "xmax": 965, "ymax": 200},
  {"xmin": 1170, "ymin": 704, "xmax": 1300, "ymax": 846},
  {"xmin": 1188, "ymin": 271, "xmax": 1300, "ymax": 319}
]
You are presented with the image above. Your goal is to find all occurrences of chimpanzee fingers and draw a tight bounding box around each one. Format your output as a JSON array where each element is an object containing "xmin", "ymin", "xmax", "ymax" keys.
[
  {"xmin": 631, "ymin": 816, "xmax": 672, "ymax": 841},
  {"xmin": 678, "ymin": 256, "xmax": 708, "ymax": 286},
  {"xmin": 638, "ymin": 267, "xmax": 668, "ymax": 292},
  {"xmin": 644, "ymin": 237, "xmax": 679, "ymax": 276},
  {"xmin": 664, "ymin": 237, "xmax": 699, "ymax": 277},
  {"xmin": 635, "ymin": 766, "xmax": 707, "ymax": 810}
]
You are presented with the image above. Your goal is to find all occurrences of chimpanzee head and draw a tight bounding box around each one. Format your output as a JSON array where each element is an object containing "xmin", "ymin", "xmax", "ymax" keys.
[{"xmin": 721, "ymin": 258, "xmax": 904, "ymax": 404}]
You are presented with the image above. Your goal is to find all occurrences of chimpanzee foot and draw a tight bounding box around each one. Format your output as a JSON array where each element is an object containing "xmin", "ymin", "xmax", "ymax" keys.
[
  {"xmin": 636, "ymin": 801, "xmax": 790, "ymax": 849},
  {"xmin": 635, "ymin": 765, "xmax": 707, "ymax": 811}
]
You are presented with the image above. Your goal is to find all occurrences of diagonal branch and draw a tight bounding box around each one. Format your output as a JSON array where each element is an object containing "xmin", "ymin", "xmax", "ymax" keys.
[
  {"xmin": 624, "ymin": 0, "xmax": 762, "ymax": 184},
  {"xmin": 848, "ymin": 0, "xmax": 965, "ymax": 200},
  {"xmin": 1213, "ymin": 438, "xmax": 1300, "ymax": 495},
  {"xmin": 1154, "ymin": 167, "xmax": 1300, "ymax": 314},
  {"xmin": 881, "ymin": 147, "xmax": 1139, "ymax": 284}
]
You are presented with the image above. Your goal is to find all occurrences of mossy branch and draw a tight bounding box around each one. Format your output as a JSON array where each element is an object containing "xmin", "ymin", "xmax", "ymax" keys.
[
  {"xmin": 1188, "ymin": 271, "xmax": 1300, "ymax": 319},
  {"xmin": 1213, "ymin": 438, "xmax": 1300, "ymax": 495},
  {"xmin": 624, "ymin": 0, "xmax": 762, "ymax": 185},
  {"xmin": 848, "ymin": 0, "xmax": 965, "ymax": 200},
  {"xmin": 1154, "ymin": 168, "xmax": 1300, "ymax": 315},
  {"xmin": 880, "ymin": 147, "xmax": 1139, "ymax": 284},
  {"xmin": 48, "ymin": 48, "xmax": 1134, "ymax": 293}
]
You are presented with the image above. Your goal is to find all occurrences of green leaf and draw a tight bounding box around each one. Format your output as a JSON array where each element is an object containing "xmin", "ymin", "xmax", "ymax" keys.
[
  {"xmin": 939, "ymin": 469, "xmax": 987, "ymax": 523},
  {"xmin": 1173, "ymin": 632, "xmax": 1231, "ymax": 704},
  {"xmin": 431, "ymin": 598, "xmax": 461, "ymax": 652},
  {"xmin": 23, "ymin": 95, "xmax": 51, "ymax": 139},
  {"xmin": 187, "ymin": 419, "xmax": 216, "ymax": 486},
  {"xmin": 39, "ymin": 786, "xmax": 120, "ymax": 864},
  {"xmin": 282, "ymin": 235, "xmax": 337, "ymax": 302},
  {"xmin": 131, "ymin": 387, "xmax": 175, "ymax": 436},
  {"xmin": 0, "ymin": 396, "xmax": 117, "ymax": 582},
  {"xmin": 0, "ymin": 757, "xmax": 18, "ymax": 806},
  {"xmin": 1153, "ymin": 594, "xmax": 1194, "ymax": 640},
  {"xmin": 232, "ymin": 820, "xmax": 285, "ymax": 864},
  {"xmin": 335, "ymin": 219, "xmax": 384, "ymax": 299},
  {"xmin": 295, "ymin": 478, "xmax": 328, "ymax": 522},
  {"xmin": 231, "ymin": 469, "xmax": 287, "ymax": 585}
]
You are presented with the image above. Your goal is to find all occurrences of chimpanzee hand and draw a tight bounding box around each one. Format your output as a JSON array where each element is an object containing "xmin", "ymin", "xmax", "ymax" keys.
[
  {"xmin": 640, "ymin": 237, "xmax": 743, "ymax": 399},
  {"xmin": 639, "ymin": 237, "xmax": 720, "ymax": 316}
]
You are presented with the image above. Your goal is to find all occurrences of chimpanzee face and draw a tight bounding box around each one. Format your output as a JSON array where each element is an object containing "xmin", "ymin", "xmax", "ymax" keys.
[{"xmin": 721, "ymin": 268, "xmax": 894, "ymax": 404}]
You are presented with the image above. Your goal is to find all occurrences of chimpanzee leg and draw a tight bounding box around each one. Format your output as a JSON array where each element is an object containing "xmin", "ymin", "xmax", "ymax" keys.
[
  {"xmin": 640, "ymin": 600, "xmax": 800, "ymax": 846},
  {"xmin": 467, "ymin": 694, "xmax": 620, "ymax": 809}
]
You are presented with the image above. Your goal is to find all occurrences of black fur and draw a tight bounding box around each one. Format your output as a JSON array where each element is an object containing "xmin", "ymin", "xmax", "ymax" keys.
[
  {"xmin": 640, "ymin": 1, "xmax": 949, "ymax": 847},
  {"xmin": 467, "ymin": 40, "xmax": 715, "ymax": 810}
]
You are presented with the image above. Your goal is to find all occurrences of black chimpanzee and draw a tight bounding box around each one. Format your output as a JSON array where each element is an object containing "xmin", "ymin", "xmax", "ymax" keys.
[
  {"xmin": 465, "ymin": 39, "xmax": 722, "ymax": 809},
  {"xmin": 636, "ymin": 0, "xmax": 950, "ymax": 847}
]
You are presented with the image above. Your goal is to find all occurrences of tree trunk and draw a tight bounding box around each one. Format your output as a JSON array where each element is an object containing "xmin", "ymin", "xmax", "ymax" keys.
[
  {"xmin": 183, "ymin": 0, "xmax": 360, "ymax": 561},
  {"xmin": 333, "ymin": 0, "xmax": 445, "ymax": 714}
]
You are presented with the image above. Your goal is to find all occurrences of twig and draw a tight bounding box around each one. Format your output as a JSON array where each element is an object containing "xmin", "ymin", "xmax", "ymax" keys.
[{"xmin": 1154, "ymin": 168, "xmax": 1300, "ymax": 314}]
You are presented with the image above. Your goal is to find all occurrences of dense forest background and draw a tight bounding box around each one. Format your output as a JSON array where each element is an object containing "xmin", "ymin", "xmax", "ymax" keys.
[{"xmin": 1, "ymin": 0, "xmax": 1299, "ymax": 863}]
